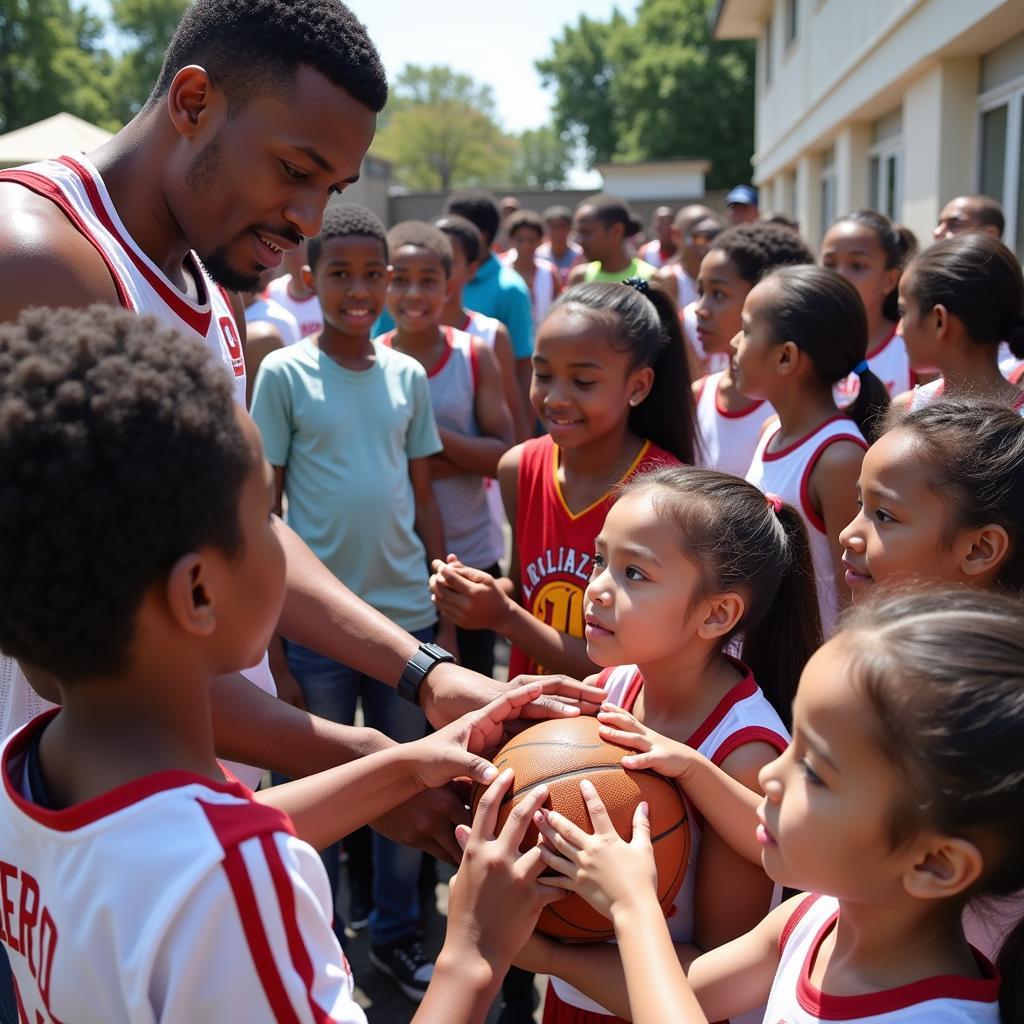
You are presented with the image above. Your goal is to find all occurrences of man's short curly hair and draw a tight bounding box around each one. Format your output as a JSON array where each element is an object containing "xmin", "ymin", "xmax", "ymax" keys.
[
  {"xmin": 444, "ymin": 192, "xmax": 500, "ymax": 248},
  {"xmin": 709, "ymin": 222, "xmax": 814, "ymax": 284},
  {"xmin": 308, "ymin": 203, "xmax": 388, "ymax": 272},
  {"xmin": 387, "ymin": 221, "xmax": 453, "ymax": 278},
  {"xmin": 433, "ymin": 215, "xmax": 483, "ymax": 266},
  {"xmin": 506, "ymin": 210, "xmax": 545, "ymax": 240},
  {"xmin": 0, "ymin": 307, "xmax": 253, "ymax": 683},
  {"xmin": 152, "ymin": 0, "xmax": 387, "ymax": 113}
]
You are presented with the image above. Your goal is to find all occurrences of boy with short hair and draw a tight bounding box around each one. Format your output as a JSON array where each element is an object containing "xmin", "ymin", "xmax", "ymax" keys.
[
  {"xmin": 378, "ymin": 221, "xmax": 514, "ymax": 680},
  {"xmin": 267, "ymin": 239, "xmax": 325, "ymax": 340},
  {"xmin": 567, "ymin": 193, "xmax": 656, "ymax": 286},
  {"xmin": 0, "ymin": 304, "xmax": 558, "ymax": 1024},
  {"xmin": 502, "ymin": 209, "xmax": 562, "ymax": 326},
  {"xmin": 250, "ymin": 205, "xmax": 447, "ymax": 1000},
  {"xmin": 537, "ymin": 204, "xmax": 585, "ymax": 284},
  {"xmin": 435, "ymin": 213, "xmax": 531, "ymax": 441}
]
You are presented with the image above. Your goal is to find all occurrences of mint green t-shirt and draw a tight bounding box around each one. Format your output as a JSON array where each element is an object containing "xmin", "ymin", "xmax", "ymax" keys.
[
  {"xmin": 582, "ymin": 257, "xmax": 657, "ymax": 283},
  {"xmin": 251, "ymin": 338, "xmax": 442, "ymax": 632}
]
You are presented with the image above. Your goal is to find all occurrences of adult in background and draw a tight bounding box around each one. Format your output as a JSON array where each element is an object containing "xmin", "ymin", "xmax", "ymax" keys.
[{"xmin": 725, "ymin": 183, "xmax": 760, "ymax": 225}]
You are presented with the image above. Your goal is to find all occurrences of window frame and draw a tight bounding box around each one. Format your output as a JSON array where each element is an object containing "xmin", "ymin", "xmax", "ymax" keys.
[
  {"xmin": 868, "ymin": 136, "xmax": 904, "ymax": 223},
  {"xmin": 976, "ymin": 73, "xmax": 1024, "ymax": 256}
]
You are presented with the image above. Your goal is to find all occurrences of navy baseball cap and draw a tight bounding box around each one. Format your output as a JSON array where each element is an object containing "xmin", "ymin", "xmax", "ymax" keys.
[{"xmin": 726, "ymin": 185, "xmax": 759, "ymax": 207}]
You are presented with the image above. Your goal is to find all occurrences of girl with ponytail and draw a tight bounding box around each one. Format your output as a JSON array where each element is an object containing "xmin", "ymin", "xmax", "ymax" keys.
[
  {"xmin": 515, "ymin": 464, "xmax": 819, "ymax": 1024},
  {"xmin": 736, "ymin": 265, "xmax": 889, "ymax": 635},
  {"xmin": 822, "ymin": 209, "xmax": 918, "ymax": 401},
  {"xmin": 895, "ymin": 233, "xmax": 1024, "ymax": 413},
  {"xmin": 430, "ymin": 280, "xmax": 696, "ymax": 681}
]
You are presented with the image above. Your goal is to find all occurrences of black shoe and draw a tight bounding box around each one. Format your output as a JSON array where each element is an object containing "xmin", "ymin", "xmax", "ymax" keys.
[
  {"xmin": 369, "ymin": 936, "xmax": 434, "ymax": 1002},
  {"xmin": 347, "ymin": 888, "xmax": 372, "ymax": 933}
]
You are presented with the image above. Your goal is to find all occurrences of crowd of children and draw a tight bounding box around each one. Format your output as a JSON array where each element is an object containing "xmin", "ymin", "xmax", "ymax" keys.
[{"xmin": 1, "ymin": 3, "xmax": 1024, "ymax": 1024}]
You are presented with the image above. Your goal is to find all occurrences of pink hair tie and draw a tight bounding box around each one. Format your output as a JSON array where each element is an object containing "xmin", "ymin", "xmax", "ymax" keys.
[{"xmin": 766, "ymin": 493, "xmax": 783, "ymax": 514}]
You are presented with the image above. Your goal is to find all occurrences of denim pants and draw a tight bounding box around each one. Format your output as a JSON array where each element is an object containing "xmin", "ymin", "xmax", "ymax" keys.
[{"xmin": 284, "ymin": 626, "xmax": 433, "ymax": 946}]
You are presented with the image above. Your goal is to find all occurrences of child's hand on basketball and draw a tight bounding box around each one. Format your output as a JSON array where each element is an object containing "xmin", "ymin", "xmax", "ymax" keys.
[
  {"xmin": 408, "ymin": 682, "xmax": 546, "ymax": 792},
  {"xmin": 429, "ymin": 555, "xmax": 512, "ymax": 630},
  {"xmin": 536, "ymin": 779, "xmax": 659, "ymax": 921},
  {"xmin": 598, "ymin": 704, "xmax": 700, "ymax": 784},
  {"xmin": 443, "ymin": 770, "xmax": 562, "ymax": 969}
]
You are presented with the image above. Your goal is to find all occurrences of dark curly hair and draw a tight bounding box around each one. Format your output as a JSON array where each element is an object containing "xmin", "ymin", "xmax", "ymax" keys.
[
  {"xmin": 152, "ymin": 0, "xmax": 387, "ymax": 113},
  {"xmin": 506, "ymin": 209, "xmax": 545, "ymax": 239},
  {"xmin": 308, "ymin": 203, "xmax": 387, "ymax": 272},
  {"xmin": 444, "ymin": 191, "xmax": 500, "ymax": 248},
  {"xmin": 434, "ymin": 215, "xmax": 483, "ymax": 265},
  {"xmin": 0, "ymin": 307, "xmax": 253, "ymax": 682},
  {"xmin": 387, "ymin": 221, "xmax": 453, "ymax": 278},
  {"xmin": 709, "ymin": 222, "xmax": 814, "ymax": 284},
  {"xmin": 576, "ymin": 194, "xmax": 643, "ymax": 237}
]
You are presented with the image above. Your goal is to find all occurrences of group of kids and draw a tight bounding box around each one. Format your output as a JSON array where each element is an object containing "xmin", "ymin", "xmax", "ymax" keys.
[{"xmin": 4, "ymin": 168, "xmax": 1024, "ymax": 1024}]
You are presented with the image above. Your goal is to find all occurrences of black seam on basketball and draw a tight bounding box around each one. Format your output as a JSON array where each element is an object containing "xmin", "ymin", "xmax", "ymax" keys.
[
  {"xmin": 502, "ymin": 763, "xmax": 626, "ymax": 802},
  {"xmin": 650, "ymin": 816, "xmax": 688, "ymax": 844}
]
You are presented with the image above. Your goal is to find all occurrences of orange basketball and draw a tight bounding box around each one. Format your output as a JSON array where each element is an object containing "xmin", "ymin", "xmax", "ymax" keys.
[{"xmin": 472, "ymin": 716, "xmax": 689, "ymax": 942}]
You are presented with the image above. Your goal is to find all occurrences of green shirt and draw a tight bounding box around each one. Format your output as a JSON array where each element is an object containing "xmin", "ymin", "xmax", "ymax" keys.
[
  {"xmin": 582, "ymin": 258, "xmax": 657, "ymax": 283},
  {"xmin": 251, "ymin": 338, "xmax": 442, "ymax": 632}
]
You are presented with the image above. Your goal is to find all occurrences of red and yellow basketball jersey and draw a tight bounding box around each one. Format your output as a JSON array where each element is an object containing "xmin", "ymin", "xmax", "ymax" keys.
[{"xmin": 508, "ymin": 435, "xmax": 678, "ymax": 678}]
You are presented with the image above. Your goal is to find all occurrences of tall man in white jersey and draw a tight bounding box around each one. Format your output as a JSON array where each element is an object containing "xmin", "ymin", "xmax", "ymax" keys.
[{"xmin": 0, "ymin": 0, "xmax": 597, "ymax": 850}]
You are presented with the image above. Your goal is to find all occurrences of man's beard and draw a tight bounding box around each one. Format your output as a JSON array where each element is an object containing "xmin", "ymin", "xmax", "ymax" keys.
[{"xmin": 186, "ymin": 132, "xmax": 262, "ymax": 292}]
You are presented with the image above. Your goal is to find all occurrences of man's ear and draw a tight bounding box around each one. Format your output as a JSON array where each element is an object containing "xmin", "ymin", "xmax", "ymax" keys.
[
  {"xmin": 166, "ymin": 65, "xmax": 223, "ymax": 140},
  {"xmin": 165, "ymin": 553, "xmax": 218, "ymax": 637}
]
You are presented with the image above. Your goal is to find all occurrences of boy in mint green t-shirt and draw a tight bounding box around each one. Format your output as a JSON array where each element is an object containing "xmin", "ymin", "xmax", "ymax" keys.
[{"xmin": 250, "ymin": 204, "xmax": 446, "ymax": 1001}]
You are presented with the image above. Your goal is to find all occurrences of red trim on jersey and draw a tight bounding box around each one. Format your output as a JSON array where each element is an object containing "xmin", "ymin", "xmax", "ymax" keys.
[
  {"xmin": 57, "ymin": 157, "xmax": 213, "ymax": 337},
  {"xmin": 460, "ymin": 311, "xmax": 473, "ymax": 332},
  {"xmin": 686, "ymin": 665, "xmax": 758, "ymax": 750},
  {"xmin": 865, "ymin": 323, "xmax": 898, "ymax": 361},
  {"xmin": 2, "ymin": 710, "xmax": 253, "ymax": 831},
  {"xmin": 379, "ymin": 327, "xmax": 456, "ymax": 378},
  {"xmin": 468, "ymin": 335, "xmax": 480, "ymax": 393},
  {"xmin": 0, "ymin": 168, "xmax": 134, "ymax": 310},
  {"xmin": 620, "ymin": 670, "xmax": 645, "ymax": 714},
  {"xmin": 711, "ymin": 726, "xmax": 789, "ymax": 767},
  {"xmin": 778, "ymin": 893, "xmax": 821, "ymax": 956},
  {"xmin": 219, "ymin": 840, "xmax": 303, "ymax": 1024},
  {"xmin": 761, "ymin": 414, "xmax": 853, "ymax": 462},
  {"xmin": 262, "ymin": 834, "xmax": 347, "ymax": 1022},
  {"xmin": 553, "ymin": 440, "xmax": 653, "ymax": 522},
  {"xmin": 1011, "ymin": 363, "xmax": 1024, "ymax": 386},
  {"xmin": 542, "ymin": 981, "xmax": 630, "ymax": 1024},
  {"xmin": 694, "ymin": 377, "xmax": 707, "ymax": 404},
  {"xmin": 795, "ymin": 907, "xmax": 999, "ymax": 1019},
  {"xmin": 798, "ymin": 433, "xmax": 868, "ymax": 535},
  {"xmin": 713, "ymin": 375, "xmax": 764, "ymax": 420}
]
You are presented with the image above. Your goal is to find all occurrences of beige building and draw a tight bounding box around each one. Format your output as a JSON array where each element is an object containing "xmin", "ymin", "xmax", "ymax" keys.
[{"xmin": 713, "ymin": 0, "xmax": 1024, "ymax": 255}]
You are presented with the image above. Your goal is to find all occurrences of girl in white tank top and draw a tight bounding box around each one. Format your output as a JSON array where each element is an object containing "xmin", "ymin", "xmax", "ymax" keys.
[
  {"xmin": 694, "ymin": 370, "xmax": 773, "ymax": 477},
  {"xmin": 534, "ymin": 591, "xmax": 1021, "ymax": 1024},
  {"xmin": 524, "ymin": 466, "xmax": 822, "ymax": 1024},
  {"xmin": 893, "ymin": 233, "xmax": 1024, "ymax": 414},
  {"xmin": 821, "ymin": 211, "xmax": 916, "ymax": 405},
  {"xmin": 734, "ymin": 266, "xmax": 889, "ymax": 636}
]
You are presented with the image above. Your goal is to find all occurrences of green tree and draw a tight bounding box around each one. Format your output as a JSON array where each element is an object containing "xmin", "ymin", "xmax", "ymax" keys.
[
  {"xmin": 0, "ymin": 0, "xmax": 117, "ymax": 133},
  {"xmin": 372, "ymin": 65, "xmax": 514, "ymax": 190},
  {"xmin": 507, "ymin": 125, "xmax": 574, "ymax": 188},
  {"xmin": 108, "ymin": 0, "xmax": 189, "ymax": 122},
  {"xmin": 537, "ymin": 0, "xmax": 755, "ymax": 189}
]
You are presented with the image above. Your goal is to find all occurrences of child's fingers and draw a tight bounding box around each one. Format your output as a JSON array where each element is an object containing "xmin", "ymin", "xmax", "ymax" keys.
[
  {"xmin": 619, "ymin": 752, "xmax": 656, "ymax": 771},
  {"xmin": 471, "ymin": 769, "xmax": 514, "ymax": 840},
  {"xmin": 499, "ymin": 784, "xmax": 550, "ymax": 853},
  {"xmin": 597, "ymin": 708, "xmax": 643, "ymax": 731},
  {"xmin": 537, "ymin": 872, "xmax": 578, "ymax": 892},
  {"xmin": 536, "ymin": 843, "xmax": 579, "ymax": 881},
  {"xmin": 579, "ymin": 779, "xmax": 615, "ymax": 834},
  {"xmin": 454, "ymin": 823, "xmax": 472, "ymax": 852},
  {"xmin": 630, "ymin": 801, "xmax": 651, "ymax": 847},
  {"xmin": 598, "ymin": 724, "xmax": 650, "ymax": 752},
  {"xmin": 535, "ymin": 808, "xmax": 586, "ymax": 855}
]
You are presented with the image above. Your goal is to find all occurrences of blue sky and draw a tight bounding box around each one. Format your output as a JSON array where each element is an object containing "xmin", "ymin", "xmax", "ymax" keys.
[{"xmin": 86, "ymin": 0, "xmax": 636, "ymax": 134}]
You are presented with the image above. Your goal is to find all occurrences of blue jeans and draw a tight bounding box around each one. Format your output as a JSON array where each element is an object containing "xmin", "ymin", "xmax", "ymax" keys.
[{"xmin": 285, "ymin": 626, "xmax": 433, "ymax": 946}]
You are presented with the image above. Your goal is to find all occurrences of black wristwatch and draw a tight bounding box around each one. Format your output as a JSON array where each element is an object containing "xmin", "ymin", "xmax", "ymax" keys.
[{"xmin": 396, "ymin": 642, "xmax": 457, "ymax": 706}]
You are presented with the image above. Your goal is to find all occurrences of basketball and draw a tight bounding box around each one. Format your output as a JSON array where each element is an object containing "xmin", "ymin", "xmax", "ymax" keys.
[{"xmin": 473, "ymin": 716, "xmax": 690, "ymax": 942}]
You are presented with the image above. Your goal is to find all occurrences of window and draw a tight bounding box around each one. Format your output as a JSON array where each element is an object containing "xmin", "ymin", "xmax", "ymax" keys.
[
  {"xmin": 764, "ymin": 15, "xmax": 774, "ymax": 86},
  {"xmin": 869, "ymin": 147, "xmax": 903, "ymax": 221},
  {"xmin": 785, "ymin": 0, "xmax": 799, "ymax": 48},
  {"xmin": 977, "ymin": 73, "xmax": 1024, "ymax": 258}
]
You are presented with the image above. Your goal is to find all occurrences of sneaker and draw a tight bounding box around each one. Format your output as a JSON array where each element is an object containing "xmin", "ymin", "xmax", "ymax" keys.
[
  {"xmin": 347, "ymin": 889, "xmax": 372, "ymax": 933},
  {"xmin": 369, "ymin": 936, "xmax": 434, "ymax": 1002}
]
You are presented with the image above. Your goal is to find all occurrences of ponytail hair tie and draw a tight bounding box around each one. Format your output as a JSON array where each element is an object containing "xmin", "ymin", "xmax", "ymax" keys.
[
  {"xmin": 852, "ymin": 360, "xmax": 869, "ymax": 376},
  {"xmin": 624, "ymin": 276, "xmax": 652, "ymax": 298},
  {"xmin": 765, "ymin": 493, "xmax": 783, "ymax": 514}
]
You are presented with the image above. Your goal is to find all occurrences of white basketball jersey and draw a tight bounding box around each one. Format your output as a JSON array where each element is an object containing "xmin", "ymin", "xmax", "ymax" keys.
[
  {"xmin": 746, "ymin": 416, "xmax": 867, "ymax": 637},
  {"xmin": 672, "ymin": 264, "xmax": 699, "ymax": 309},
  {"xmin": 695, "ymin": 371, "xmax": 774, "ymax": 477},
  {"xmin": 764, "ymin": 895, "xmax": 999, "ymax": 1023},
  {"xmin": 266, "ymin": 275, "xmax": 324, "ymax": 341},
  {"xmin": 0, "ymin": 711, "xmax": 365, "ymax": 1024},
  {"xmin": 834, "ymin": 328, "xmax": 913, "ymax": 408},
  {"xmin": 462, "ymin": 309, "xmax": 500, "ymax": 348},
  {"xmin": 551, "ymin": 660, "xmax": 789, "ymax": 1019},
  {"xmin": 0, "ymin": 155, "xmax": 275, "ymax": 787}
]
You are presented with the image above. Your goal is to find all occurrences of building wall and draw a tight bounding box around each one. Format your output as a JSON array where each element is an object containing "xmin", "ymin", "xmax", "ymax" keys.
[{"xmin": 732, "ymin": 0, "xmax": 1024, "ymax": 251}]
